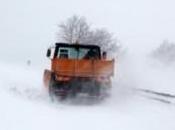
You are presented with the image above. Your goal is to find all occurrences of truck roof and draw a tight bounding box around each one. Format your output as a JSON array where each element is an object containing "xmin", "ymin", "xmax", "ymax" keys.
[{"xmin": 55, "ymin": 43, "xmax": 101, "ymax": 50}]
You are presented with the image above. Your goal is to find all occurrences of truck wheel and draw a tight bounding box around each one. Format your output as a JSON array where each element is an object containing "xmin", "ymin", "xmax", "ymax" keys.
[
  {"xmin": 94, "ymin": 82, "xmax": 101, "ymax": 96},
  {"xmin": 49, "ymin": 73, "xmax": 56, "ymax": 102},
  {"xmin": 100, "ymin": 82, "xmax": 112, "ymax": 98},
  {"xmin": 89, "ymin": 81, "xmax": 100, "ymax": 97},
  {"xmin": 68, "ymin": 80, "xmax": 77, "ymax": 98}
]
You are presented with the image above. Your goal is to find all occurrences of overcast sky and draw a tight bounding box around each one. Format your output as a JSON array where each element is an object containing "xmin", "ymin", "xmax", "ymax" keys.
[{"xmin": 0, "ymin": 0, "xmax": 175, "ymax": 64}]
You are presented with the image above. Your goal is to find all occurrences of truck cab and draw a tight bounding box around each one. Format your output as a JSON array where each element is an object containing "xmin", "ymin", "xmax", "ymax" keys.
[{"xmin": 52, "ymin": 43, "xmax": 101, "ymax": 59}]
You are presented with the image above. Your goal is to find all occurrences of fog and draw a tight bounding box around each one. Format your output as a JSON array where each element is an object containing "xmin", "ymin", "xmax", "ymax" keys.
[
  {"xmin": 1, "ymin": 0, "xmax": 175, "ymax": 64},
  {"xmin": 1, "ymin": 0, "xmax": 175, "ymax": 130}
]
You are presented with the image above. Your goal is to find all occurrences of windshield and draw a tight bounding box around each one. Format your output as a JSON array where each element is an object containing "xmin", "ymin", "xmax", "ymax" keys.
[{"xmin": 57, "ymin": 47, "xmax": 100, "ymax": 59}]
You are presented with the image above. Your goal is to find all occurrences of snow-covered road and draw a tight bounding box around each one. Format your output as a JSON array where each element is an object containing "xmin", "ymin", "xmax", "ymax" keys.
[{"xmin": 0, "ymin": 56, "xmax": 175, "ymax": 130}]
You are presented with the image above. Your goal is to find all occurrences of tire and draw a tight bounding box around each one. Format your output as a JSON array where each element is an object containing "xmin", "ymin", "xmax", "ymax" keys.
[
  {"xmin": 49, "ymin": 73, "xmax": 69, "ymax": 101},
  {"xmin": 100, "ymin": 81, "xmax": 112, "ymax": 98},
  {"xmin": 48, "ymin": 73, "xmax": 56, "ymax": 102},
  {"xmin": 68, "ymin": 80, "xmax": 77, "ymax": 98},
  {"xmin": 89, "ymin": 81, "xmax": 100, "ymax": 97}
]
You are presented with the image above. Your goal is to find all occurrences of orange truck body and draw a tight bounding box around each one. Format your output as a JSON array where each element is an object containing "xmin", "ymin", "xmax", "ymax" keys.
[
  {"xmin": 44, "ymin": 59, "xmax": 114, "ymax": 87},
  {"xmin": 43, "ymin": 43, "xmax": 115, "ymax": 99}
]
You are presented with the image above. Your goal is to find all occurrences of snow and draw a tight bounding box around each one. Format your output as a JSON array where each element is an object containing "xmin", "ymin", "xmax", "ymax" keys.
[
  {"xmin": 1, "ymin": 0, "xmax": 175, "ymax": 129},
  {"xmin": 0, "ymin": 54, "xmax": 175, "ymax": 130}
]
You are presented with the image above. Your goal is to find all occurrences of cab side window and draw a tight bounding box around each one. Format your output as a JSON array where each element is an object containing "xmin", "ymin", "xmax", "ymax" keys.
[{"xmin": 59, "ymin": 48, "xmax": 69, "ymax": 59}]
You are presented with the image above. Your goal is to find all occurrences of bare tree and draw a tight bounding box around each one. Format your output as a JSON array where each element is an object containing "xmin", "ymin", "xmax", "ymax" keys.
[
  {"xmin": 58, "ymin": 15, "xmax": 119, "ymax": 53},
  {"xmin": 58, "ymin": 15, "xmax": 90, "ymax": 44},
  {"xmin": 87, "ymin": 29, "xmax": 119, "ymax": 52},
  {"xmin": 151, "ymin": 40, "xmax": 175, "ymax": 63}
]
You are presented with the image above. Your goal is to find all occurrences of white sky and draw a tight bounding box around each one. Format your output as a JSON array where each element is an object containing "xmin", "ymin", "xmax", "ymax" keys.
[{"xmin": 0, "ymin": 0, "xmax": 175, "ymax": 64}]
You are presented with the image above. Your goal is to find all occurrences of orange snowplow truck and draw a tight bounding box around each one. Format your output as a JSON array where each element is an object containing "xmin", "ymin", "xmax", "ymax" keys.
[{"xmin": 43, "ymin": 43, "xmax": 114, "ymax": 100}]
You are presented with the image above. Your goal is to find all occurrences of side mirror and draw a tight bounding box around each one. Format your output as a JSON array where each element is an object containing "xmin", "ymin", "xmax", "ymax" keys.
[
  {"xmin": 102, "ymin": 51, "xmax": 107, "ymax": 59},
  {"xmin": 46, "ymin": 48, "xmax": 51, "ymax": 57}
]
